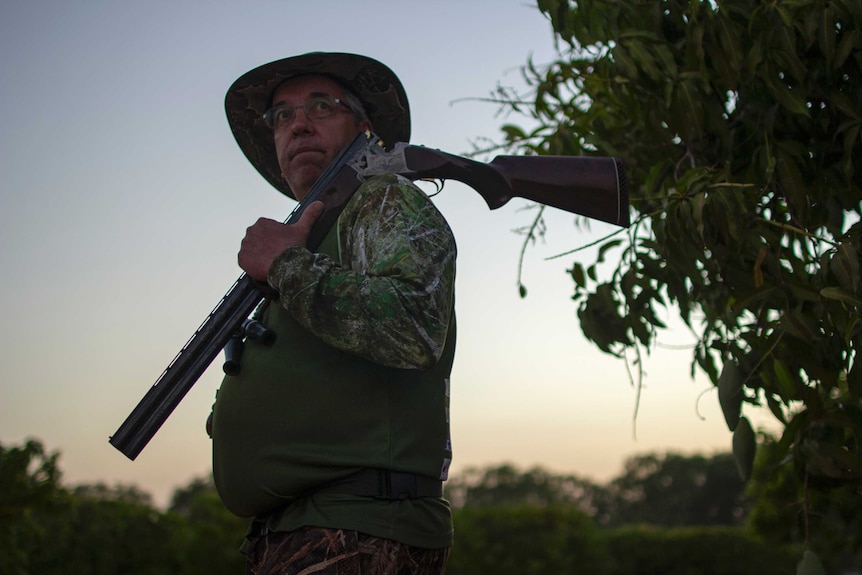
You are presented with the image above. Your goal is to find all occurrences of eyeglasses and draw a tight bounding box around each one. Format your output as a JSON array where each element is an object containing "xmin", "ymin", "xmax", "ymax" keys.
[{"xmin": 262, "ymin": 96, "xmax": 352, "ymax": 130}]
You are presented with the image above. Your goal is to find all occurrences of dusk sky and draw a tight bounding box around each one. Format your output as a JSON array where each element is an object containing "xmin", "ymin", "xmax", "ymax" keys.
[{"xmin": 0, "ymin": 0, "xmax": 777, "ymax": 507}]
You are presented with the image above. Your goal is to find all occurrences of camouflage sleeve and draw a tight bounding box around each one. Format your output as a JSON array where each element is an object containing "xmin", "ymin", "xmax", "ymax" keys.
[{"xmin": 267, "ymin": 174, "xmax": 456, "ymax": 370}]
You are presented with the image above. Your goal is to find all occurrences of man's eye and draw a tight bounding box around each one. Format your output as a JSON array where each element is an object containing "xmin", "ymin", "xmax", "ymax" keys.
[
  {"xmin": 276, "ymin": 107, "xmax": 293, "ymax": 120},
  {"xmin": 310, "ymin": 99, "xmax": 333, "ymax": 112}
]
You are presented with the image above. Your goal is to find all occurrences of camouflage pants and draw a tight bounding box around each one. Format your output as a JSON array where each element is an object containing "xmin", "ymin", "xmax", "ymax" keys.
[{"xmin": 244, "ymin": 526, "xmax": 449, "ymax": 575}]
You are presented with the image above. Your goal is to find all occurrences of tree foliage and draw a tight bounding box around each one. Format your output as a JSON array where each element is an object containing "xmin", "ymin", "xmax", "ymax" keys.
[
  {"xmin": 447, "ymin": 506, "xmax": 611, "ymax": 575},
  {"xmin": 0, "ymin": 439, "xmax": 246, "ymax": 575},
  {"xmin": 443, "ymin": 459, "xmax": 798, "ymax": 575},
  {"xmin": 601, "ymin": 525, "xmax": 800, "ymax": 575},
  {"xmin": 603, "ymin": 452, "xmax": 747, "ymax": 527},
  {"xmin": 0, "ymin": 439, "xmax": 67, "ymax": 574},
  {"xmin": 496, "ymin": 0, "xmax": 860, "ymax": 563},
  {"xmin": 168, "ymin": 475, "xmax": 250, "ymax": 573},
  {"xmin": 746, "ymin": 434, "xmax": 862, "ymax": 572},
  {"xmin": 444, "ymin": 463, "xmax": 607, "ymax": 514},
  {"xmin": 446, "ymin": 508, "xmax": 801, "ymax": 575},
  {"xmin": 445, "ymin": 452, "xmax": 748, "ymax": 528}
]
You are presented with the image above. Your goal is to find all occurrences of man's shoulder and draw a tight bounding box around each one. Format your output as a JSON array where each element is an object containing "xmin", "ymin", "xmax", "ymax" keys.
[
  {"xmin": 347, "ymin": 173, "xmax": 442, "ymax": 217},
  {"xmin": 339, "ymin": 172, "xmax": 454, "ymax": 247},
  {"xmin": 358, "ymin": 173, "xmax": 426, "ymax": 199}
]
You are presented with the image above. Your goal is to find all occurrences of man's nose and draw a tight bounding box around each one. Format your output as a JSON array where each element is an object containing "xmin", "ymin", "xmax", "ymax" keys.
[{"xmin": 290, "ymin": 107, "xmax": 314, "ymax": 134}]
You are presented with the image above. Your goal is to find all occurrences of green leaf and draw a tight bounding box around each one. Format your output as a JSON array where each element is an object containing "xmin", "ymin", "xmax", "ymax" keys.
[
  {"xmin": 765, "ymin": 393, "xmax": 787, "ymax": 424},
  {"xmin": 834, "ymin": 29, "xmax": 860, "ymax": 68},
  {"xmin": 732, "ymin": 416, "xmax": 756, "ymax": 481},
  {"xmin": 842, "ymin": 121, "xmax": 861, "ymax": 170},
  {"xmin": 776, "ymin": 149, "xmax": 808, "ymax": 216},
  {"xmin": 781, "ymin": 308, "xmax": 818, "ymax": 342},
  {"xmin": 626, "ymin": 39, "xmax": 661, "ymax": 82},
  {"xmin": 774, "ymin": 4, "xmax": 793, "ymax": 27},
  {"xmin": 747, "ymin": 41, "xmax": 764, "ymax": 73},
  {"xmin": 718, "ymin": 360, "xmax": 744, "ymax": 432},
  {"xmin": 631, "ymin": 316, "xmax": 651, "ymax": 346},
  {"xmin": 672, "ymin": 81, "xmax": 704, "ymax": 137},
  {"xmin": 652, "ymin": 43, "xmax": 679, "ymax": 80},
  {"xmin": 500, "ymin": 124, "xmax": 528, "ymax": 142},
  {"xmin": 612, "ymin": 43, "xmax": 638, "ymax": 79},
  {"xmin": 821, "ymin": 287, "xmax": 862, "ymax": 308},
  {"xmin": 831, "ymin": 243, "xmax": 860, "ymax": 292},
  {"xmin": 713, "ymin": 12, "xmax": 741, "ymax": 87},
  {"xmin": 819, "ymin": 6, "xmax": 836, "ymax": 68},
  {"xmin": 772, "ymin": 358, "xmax": 797, "ymax": 402},
  {"xmin": 568, "ymin": 263, "xmax": 587, "ymax": 289},
  {"xmin": 769, "ymin": 77, "xmax": 810, "ymax": 117},
  {"xmin": 828, "ymin": 89, "xmax": 859, "ymax": 120},
  {"xmin": 597, "ymin": 239, "xmax": 623, "ymax": 263},
  {"xmin": 801, "ymin": 434, "xmax": 862, "ymax": 480}
]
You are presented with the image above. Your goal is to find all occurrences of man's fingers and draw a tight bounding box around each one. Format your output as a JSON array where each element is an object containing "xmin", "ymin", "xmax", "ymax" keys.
[
  {"xmin": 238, "ymin": 204, "xmax": 325, "ymax": 280},
  {"xmin": 299, "ymin": 201, "xmax": 325, "ymax": 230}
]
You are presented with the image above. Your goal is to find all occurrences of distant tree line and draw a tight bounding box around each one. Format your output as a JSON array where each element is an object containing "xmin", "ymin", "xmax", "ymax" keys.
[
  {"xmin": 1, "ymin": 438, "xmax": 858, "ymax": 574},
  {"xmin": 445, "ymin": 452, "xmax": 748, "ymax": 528},
  {"xmin": 1, "ymin": 439, "xmax": 246, "ymax": 575}
]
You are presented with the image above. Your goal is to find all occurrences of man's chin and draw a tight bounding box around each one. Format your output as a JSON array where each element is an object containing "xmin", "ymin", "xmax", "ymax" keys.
[{"xmin": 286, "ymin": 168, "xmax": 324, "ymax": 200}]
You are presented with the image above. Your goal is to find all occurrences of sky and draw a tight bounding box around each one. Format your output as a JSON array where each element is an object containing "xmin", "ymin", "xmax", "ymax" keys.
[{"xmin": 0, "ymin": 0, "xmax": 777, "ymax": 508}]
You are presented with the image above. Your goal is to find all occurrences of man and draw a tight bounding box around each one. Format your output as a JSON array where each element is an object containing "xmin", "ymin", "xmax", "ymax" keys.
[{"xmin": 212, "ymin": 53, "xmax": 456, "ymax": 574}]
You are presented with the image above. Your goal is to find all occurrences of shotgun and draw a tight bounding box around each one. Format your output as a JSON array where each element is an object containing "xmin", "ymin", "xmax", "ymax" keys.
[{"xmin": 109, "ymin": 131, "xmax": 629, "ymax": 460}]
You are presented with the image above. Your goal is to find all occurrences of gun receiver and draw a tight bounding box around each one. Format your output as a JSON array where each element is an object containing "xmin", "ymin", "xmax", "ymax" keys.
[{"xmin": 110, "ymin": 131, "xmax": 629, "ymax": 460}]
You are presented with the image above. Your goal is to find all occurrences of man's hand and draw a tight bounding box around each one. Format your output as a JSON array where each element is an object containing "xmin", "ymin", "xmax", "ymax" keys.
[{"xmin": 238, "ymin": 201, "xmax": 325, "ymax": 281}]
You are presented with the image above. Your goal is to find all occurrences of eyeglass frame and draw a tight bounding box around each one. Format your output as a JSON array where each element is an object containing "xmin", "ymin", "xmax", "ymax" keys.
[{"xmin": 262, "ymin": 96, "xmax": 352, "ymax": 130}]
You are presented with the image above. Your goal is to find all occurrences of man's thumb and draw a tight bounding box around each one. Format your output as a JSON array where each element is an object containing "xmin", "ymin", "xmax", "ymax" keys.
[{"xmin": 300, "ymin": 201, "xmax": 325, "ymax": 227}]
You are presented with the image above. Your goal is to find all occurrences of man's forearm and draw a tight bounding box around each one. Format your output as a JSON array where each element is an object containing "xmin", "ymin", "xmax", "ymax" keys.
[
  {"xmin": 269, "ymin": 244, "xmax": 454, "ymax": 369},
  {"xmin": 268, "ymin": 176, "xmax": 456, "ymax": 369}
]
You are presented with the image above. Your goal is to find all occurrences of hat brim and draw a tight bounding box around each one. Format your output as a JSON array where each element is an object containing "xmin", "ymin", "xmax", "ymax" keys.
[{"xmin": 225, "ymin": 52, "xmax": 410, "ymax": 199}]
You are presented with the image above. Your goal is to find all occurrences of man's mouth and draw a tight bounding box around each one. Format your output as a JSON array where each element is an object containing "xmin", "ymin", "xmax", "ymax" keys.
[{"xmin": 290, "ymin": 146, "xmax": 324, "ymax": 160}]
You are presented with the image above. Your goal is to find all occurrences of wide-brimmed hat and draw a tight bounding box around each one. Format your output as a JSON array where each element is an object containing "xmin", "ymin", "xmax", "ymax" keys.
[{"xmin": 225, "ymin": 52, "xmax": 411, "ymax": 199}]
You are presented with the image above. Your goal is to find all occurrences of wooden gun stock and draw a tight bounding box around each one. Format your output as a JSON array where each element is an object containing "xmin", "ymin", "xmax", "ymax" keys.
[{"xmin": 403, "ymin": 147, "xmax": 629, "ymax": 228}]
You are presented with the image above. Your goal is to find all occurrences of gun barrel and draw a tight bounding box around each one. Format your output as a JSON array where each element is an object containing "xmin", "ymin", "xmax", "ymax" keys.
[
  {"xmin": 108, "ymin": 132, "xmax": 377, "ymax": 461},
  {"xmin": 109, "ymin": 275, "xmax": 262, "ymax": 460}
]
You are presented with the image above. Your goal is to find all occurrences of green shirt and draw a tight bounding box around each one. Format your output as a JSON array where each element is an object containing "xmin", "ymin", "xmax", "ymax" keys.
[{"xmin": 212, "ymin": 174, "xmax": 457, "ymax": 549}]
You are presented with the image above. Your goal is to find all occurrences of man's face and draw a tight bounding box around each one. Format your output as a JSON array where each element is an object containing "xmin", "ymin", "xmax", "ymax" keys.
[{"xmin": 271, "ymin": 75, "xmax": 372, "ymax": 201}]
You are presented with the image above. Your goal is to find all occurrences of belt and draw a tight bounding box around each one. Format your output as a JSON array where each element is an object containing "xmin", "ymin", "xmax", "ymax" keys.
[{"xmin": 313, "ymin": 468, "xmax": 443, "ymax": 500}]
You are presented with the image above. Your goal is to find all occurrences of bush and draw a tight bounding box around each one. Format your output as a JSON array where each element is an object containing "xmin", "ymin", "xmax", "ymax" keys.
[
  {"xmin": 446, "ymin": 507, "xmax": 804, "ymax": 575},
  {"xmin": 447, "ymin": 506, "xmax": 610, "ymax": 575},
  {"xmin": 605, "ymin": 525, "xmax": 802, "ymax": 575}
]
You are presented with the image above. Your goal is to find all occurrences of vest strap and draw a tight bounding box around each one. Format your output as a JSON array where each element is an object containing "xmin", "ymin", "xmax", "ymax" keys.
[{"xmin": 314, "ymin": 468, "xmax": 442, "ymax": 500}]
